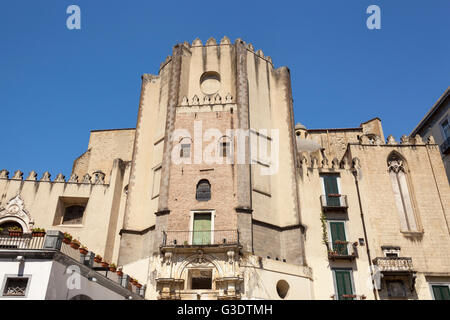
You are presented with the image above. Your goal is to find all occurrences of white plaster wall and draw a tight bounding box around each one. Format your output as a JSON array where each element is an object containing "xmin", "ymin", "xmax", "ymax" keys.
[{"xmin": 0, "ymin": 259, "xmax": 52, "ymax": 300}]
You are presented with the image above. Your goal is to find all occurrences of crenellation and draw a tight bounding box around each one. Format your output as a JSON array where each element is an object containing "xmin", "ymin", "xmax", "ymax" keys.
[
  {"xmin": 68, "ymin": 173, "xmax": 79, "ymax": 183},
  {"xmin": 192, "ymin": 37, "xmax": 202, "ymax": 46},
  {"xmin": 206, "ymin": 37, "xmax": 217, "ymax": 46},
  {"xmin": 54, "ymin": 173, "xmax": 65, "ymax": 182},
  {"xmin": 40, "ymin": 171, "xmax": 51, "ymax": 182},
  {"xmin": 387, "ymin": 135, "xmax": 396, "ymax": 145},
  {"xmin": 0, "ymin": 169, "xmax": 9, "ymax": 179},
  {"xmin": 220, "ymin": 36, "xmax": 231, "ymax": 45},
  {"xmin": 26, "ymin": 170, "xmax": 37, "ymax": 181},
  {"xmin": 12, "ymin": 170, "xmax": 23, "ymax": 180}
]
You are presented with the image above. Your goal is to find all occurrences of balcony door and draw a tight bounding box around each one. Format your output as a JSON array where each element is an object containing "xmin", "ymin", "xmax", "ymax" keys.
[
  {"xmin": 333, "ymin": 269, "xmax": 355, "ymax": 300},
  {"xmin": 193, "ymin": 213, "xmax": 211, "ymax": 245},
  {"xmin": 330, "ymin": 221, "xmax": 348, "ymax": 255},
  {"xmin": 322, "ymin": 174, "xmax": 340, "ymax": 207}
]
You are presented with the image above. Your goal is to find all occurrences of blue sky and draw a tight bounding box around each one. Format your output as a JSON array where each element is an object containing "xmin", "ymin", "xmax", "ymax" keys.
[{"xmin": 0, "ymin": 0, "xmax": 449, "ymax": 177}]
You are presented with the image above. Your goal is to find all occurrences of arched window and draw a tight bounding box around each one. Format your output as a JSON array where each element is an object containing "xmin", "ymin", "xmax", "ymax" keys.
[
  {"xmin": 388, "ymin": 152, "xmax": 418, "ymax": 232},
  {"xmin": 62, "ymin": 205, "xmax": 85, "ymax": 225},
  {"xmin": 0, "ymin": 221, "xmax": 22, "ymax": 234},
  {"xmin": 196, "ymin": 180, "xmax": 211, "ymax": 201}
]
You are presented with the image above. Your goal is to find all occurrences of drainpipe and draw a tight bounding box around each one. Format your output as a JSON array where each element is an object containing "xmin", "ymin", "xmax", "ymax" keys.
[{"xmin": 351, "ymin": 169, "xmax": 378, "ymax": 300}]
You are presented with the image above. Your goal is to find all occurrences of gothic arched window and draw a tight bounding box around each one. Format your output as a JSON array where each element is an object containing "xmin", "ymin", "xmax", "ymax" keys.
[
  {"xmin": 387, "ymin": 152, "xmax": 419, "ymax": 232},
  {"xmin": 196, "ymin": 180, "xmax": 211, "ymax": 201}
]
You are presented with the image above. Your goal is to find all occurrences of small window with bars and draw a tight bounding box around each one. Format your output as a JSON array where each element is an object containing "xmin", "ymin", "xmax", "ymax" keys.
[
  {"xmin": 2, "ymin": 277, "xmax": 29, "ymax": 297},
  {"xmin": 196, "ymin": 180, "xmax": 211, "ymax": 201}
]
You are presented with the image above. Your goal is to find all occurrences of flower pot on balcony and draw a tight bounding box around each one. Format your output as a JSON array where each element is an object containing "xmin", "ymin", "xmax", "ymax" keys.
[
  {"xmin": 135, "ymin": 283, "xmax": 142, "ymax": 289},
  {"xmin": 8, "ymin": 227, "xmax": 22, "ymax": 237},
  {"xmin": 94, "ymin": 257, "xmax": 102, "ymax": 263},
  {"xmin": 63, "ymin": 233, "xmax": 72, "ymax": 244},
  {"xmin": 70, "ymin": 240, "xmax": 80, "ymax": 250},
  {"xmin": 117, "ymin": 270, "xmax": 123, "ymax": 277},
  {"xmin": 101, "ymin": 262, "xmax": 109, "ymax": 268},
  {"xmin": 109, "ymin": 266, "xmax": 116, "ymax": 272},
  {"xmin": 79, "ymin": 247, "xmax": 88, "ymax": 255},
  {"xmin": 32, "ymin": 231, "xmax": 46, "ymax": 237}
]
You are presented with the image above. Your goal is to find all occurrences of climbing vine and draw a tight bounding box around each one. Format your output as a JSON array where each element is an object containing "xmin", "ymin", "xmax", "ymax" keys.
[{"xmin": 320, "ymin": 211, "xmax": 328, "ymax": 246}]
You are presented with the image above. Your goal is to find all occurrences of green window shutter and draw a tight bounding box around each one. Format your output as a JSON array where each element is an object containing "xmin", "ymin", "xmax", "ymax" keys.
[
  {"xmin": 335, "ymin": 270, "xmax": 354, "ymax": 300},
  {"xmin": 330, "ymin": 222, "xmax": 348, "ymax": 255},
  {"xmin": 433, "ymin": 285, "xmax": 450, "ymax": 300},
  {"xmin": 193, "ymin": 214, "xmax": 211, "ymax": 245},
  {"xmin": 323, "ymin": 175, "xmax": 340, "ymax": 206}
]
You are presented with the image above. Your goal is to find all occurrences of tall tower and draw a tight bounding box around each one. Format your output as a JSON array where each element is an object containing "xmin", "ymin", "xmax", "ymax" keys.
[{"xmin": 118, "ymin": 37, "xmax": 310, "ymax": 299}]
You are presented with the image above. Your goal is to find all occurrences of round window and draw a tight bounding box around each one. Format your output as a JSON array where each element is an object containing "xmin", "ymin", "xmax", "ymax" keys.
[
  {"xmin": 276, "ymin": 280, "xmax": 290, "ymax": 299},
  {"xmin": 200, "ymin": 71, "xmax": 221, "ymax": 95}
]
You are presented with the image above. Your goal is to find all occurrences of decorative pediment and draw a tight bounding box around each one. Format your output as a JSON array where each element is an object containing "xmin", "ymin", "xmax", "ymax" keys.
[{"xmin": 0, "ymin": 195, "xmax": 33, "ymax": 231}]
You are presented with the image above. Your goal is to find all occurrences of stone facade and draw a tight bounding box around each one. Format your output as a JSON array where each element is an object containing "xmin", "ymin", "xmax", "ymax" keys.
[{"xmin": 0, "ymin": 38, "xmax": 449, "ymax": 300}]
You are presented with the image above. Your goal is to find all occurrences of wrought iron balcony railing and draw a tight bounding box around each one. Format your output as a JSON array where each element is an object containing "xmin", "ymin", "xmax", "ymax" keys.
[
  {"xmin": 326, "ymin": 241, "xmax": 358, "ymax": 260},
  {"xmin": 162, "ymin": 230, "xmax": 239, "ymax": 247},
  {"xmin": 0, "ymin": 233, "xmax": 46, "ymax": 250},
  {"xmin": 320, "ymin": 194, "xmax": 348, "ymax": 211},
  {"xmin": 373, "ymin": 257, "xmax": 414, "ymax": 273}
]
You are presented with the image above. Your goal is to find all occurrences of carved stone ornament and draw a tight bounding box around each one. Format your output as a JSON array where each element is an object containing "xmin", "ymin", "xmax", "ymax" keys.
[
  {"xmin": 388, "ymin": 154, "xmax": 405, "ymax": 173},
  {"xmin": 0, "ymin": 195, "xmax": 33, "ymax": 231},
  {"xmin": 196, "ymin": 249, "xmax": 205, "ymax": 264},
  {"xmin": 164, "ymin": 252, "xmax": 173, "ymax": 265},
  {"xmin": 227, "ymin": 250, "xmax": 235, "ymax": 264}
]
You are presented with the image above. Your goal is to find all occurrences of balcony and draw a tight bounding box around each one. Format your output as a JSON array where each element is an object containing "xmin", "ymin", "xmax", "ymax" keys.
[
  {"xmin": 326, "ymin": 241, "xmax": 358, "ymax": 261},
  {"xmin": 162, "ymin": 230, "xmax": 239, "ymax": 248},
  {"xmin": 0, "ymin": 231, "xmax": 145, "ymax": 299},
  {"xmin": 320, "ymin": 194, "xmax": 348, "ymax": 212},
  {"xmin": 440, "ymin": 136, "xmax": 450, "ymax": 155},
  {"xmin": 373, "ymin": 257, "xmax": 414, "ymax": 274},
  {"xmin": 0, "ymin": 233, "xmax": 46, "ymax": 250}
]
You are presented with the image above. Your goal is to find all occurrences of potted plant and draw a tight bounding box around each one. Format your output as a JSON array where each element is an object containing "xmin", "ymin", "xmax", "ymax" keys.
[
  {"xmin": 8, "ymin": 226, "xmax": 23, "ymax": 237},
  {"xmin": 135, "ymin": 282, "xmax": 142, "ymax": 289},
  {"xmin": 109, "ymin": 263, "xmax": 117, "ymax": 272},
  {"xmin": 101, "ymin": 261, "xmax": 109, "ymax": 268},
  {"xmin": 32, "ymin": 228, "xmax": 46, "ymax": 237},
  {"xmin": 116, "ymin": 267, "xmax": 123, "ymax": 277},
  {"xmin": 79, "ymin": 245, "xmax": 88, "ymax": 255},
  {"xmin": 62, "ymin": 232, "xmax": 72, "ymax": 244},
  {"xmin": 70, "ymin": 239, "xmax": 81, "ymax": 249},
  {"xmin": 94, "ymin": 254, "xmax": 102, "ymax": 263},
  {"xmin": 130, "ymin": 277, "xmax": 137, "ymax": 285}
]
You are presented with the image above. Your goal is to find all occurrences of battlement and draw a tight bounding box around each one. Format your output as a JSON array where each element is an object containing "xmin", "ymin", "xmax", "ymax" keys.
[
  {"xmin": 297, "ymin": 133, "xmax": 438, "ymax": 171},
  {"xmin": 0, "ymin": 169, "xmax": 107, "ymax": 185},
  {"xmin": 159, "ymin": 36, "xmax": 274, "ymax": 72}
]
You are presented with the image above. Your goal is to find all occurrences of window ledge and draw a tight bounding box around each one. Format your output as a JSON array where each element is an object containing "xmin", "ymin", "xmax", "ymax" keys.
[{"xmin": 400, "ymin": 230, "xmax": 424, "ymax": 237}]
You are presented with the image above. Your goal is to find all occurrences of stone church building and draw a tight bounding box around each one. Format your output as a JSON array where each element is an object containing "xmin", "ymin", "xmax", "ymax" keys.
[{"xmin": 1, "ymin": 37, "xmax": 449, "ymax": 300}]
